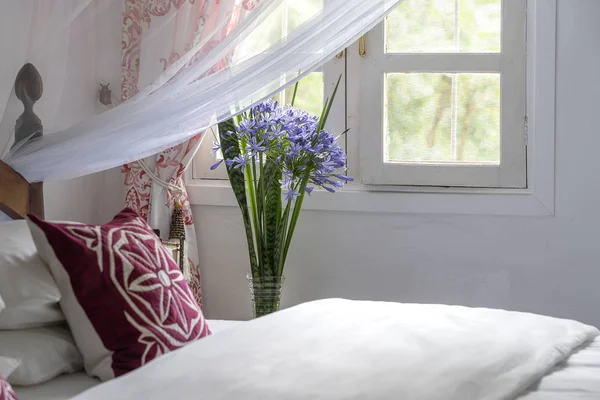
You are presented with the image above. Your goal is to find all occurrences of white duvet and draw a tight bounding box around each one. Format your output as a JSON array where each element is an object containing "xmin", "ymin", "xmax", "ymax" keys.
[{"xmin": 72, "ymin": 299, "xmax": 598, "ymax": 400}]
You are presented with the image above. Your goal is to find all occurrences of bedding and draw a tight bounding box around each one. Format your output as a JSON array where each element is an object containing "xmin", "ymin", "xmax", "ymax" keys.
[
  {"xmin": 11, "ymin": 320, "xmax": 239, "ymax": 400},
  {"xmin": 0, "ymin": 357, "xmax": 19, "ymax": 381},
  {"xmin": 13, "ymin": 373, "xmax": 98, "ymax": 400},
  {"xmin": 0, "ymin": 326, "xmax": 82, "ymax": 386},
  {"xmin": 67, "ymin": 299, "xmax": 597, "ymax": 400},
  {"xmin": 26, "ymin": 209, "xmax": 210, "ymax": 382},
  {"xmin": 10, "ymin": 316, "xmax": 600, "ymax": 400},
  {"xmin": 518, "ymin": 337, "xmax": 600, "ymax": 399},
  {"xmin": 0, "ymin": 220, "xmax": 63, "ymax": 330}
]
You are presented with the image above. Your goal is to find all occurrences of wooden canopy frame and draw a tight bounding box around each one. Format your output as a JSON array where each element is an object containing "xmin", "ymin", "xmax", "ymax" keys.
[{"xmin": 0, "ymin": 63, "xmax": 44, "ymax": 219}]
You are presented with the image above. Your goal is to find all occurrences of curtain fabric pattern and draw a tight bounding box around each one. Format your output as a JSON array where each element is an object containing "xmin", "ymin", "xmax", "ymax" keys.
[{"xmin": 121, "ymin": 0, "xmax": 249, "ymax": 305}]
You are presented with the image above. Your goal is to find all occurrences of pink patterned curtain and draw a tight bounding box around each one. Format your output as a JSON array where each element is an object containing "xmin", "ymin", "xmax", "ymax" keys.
[{"xmin": 120, "ymin": 0, "xmax": 252, "ymax": 306}]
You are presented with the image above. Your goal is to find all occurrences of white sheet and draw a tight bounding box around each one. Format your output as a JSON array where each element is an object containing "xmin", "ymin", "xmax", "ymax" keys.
[
  {"xmin": 518, "ymin": 336, "xmax": 600, "ymax": 399},
  {"xmin": 13, "ymin": 319, "xmax": 241, "ymax": 400},
  {"xmin": 68, "ymin": 299, "xmax": 597, "ymax": 400},
  {"xmin": 14, "ymin": 373, "xmax": 99, "ymax": 400}
]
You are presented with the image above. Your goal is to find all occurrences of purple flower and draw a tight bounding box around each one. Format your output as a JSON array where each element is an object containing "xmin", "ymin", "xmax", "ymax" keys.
[
  {"xmin": 287, "ymin": 142, "xmax": 303, "ymax": 159},
  {"xmin": 284, "ymin": 186, "xmax": 300, "ymax": 201},
  {"xmin": 222, "ymin": 146, "xmax": 234, "ymax": 155},
  {"xmin": 238, "ymin": 119, "xmax": 257, "ymax": 135},
  {"xmin": 211, "ymin": 141, "xmax": 221, "ymax": 155},
  {"xmin": 268, "ymin": 125, "xmax": 284, "ymax": 142},
  {"xmin": 245, "ymin": 137, "xmax": 266, "ymax": 154},
  {"xmin": 232, "ymin": 153, "xmax": 251, "ymax": 169},
  {"xmin": 210, "ymin": 160, "xmax": 223, "ymax": 170},
  {"xmin": 212, "ymin": 100, "xmax": 352, "ymax": 195},
  {"xmin": 279, "ymin": 171, "xmax": 293, "ymax": 188}
]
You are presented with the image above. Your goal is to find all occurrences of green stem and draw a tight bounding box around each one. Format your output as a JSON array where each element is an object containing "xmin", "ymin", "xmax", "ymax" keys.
[
  {"xmin": 277, "ymin": 200, "xmax": 293, "ymax": 277},
  {"xmin": 245, "ymin": 163, "xmax": 263, "ymax": 280},
  {"xmin": 253, "ymin": 157, "xmax": 261, "ymax": 233},
  {"xmin": 278, "ymin": 173, "xmax": 309, "ymax": 276},
  {"xmin": 258, "ymin": 153, "xmax": 267, "ymax": 274}
]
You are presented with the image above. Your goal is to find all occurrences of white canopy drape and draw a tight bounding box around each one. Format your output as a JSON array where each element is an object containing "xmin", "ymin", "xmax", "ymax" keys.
[{"xmin": 1, "ymin": 0, "xmax": 405, "ymax": 183}]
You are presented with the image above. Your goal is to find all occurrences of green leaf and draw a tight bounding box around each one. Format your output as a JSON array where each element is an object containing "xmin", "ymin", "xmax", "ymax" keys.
[
  {"xmin": 218, "ymin": 118, "xmax": 259, "ymax": 278},
  {"xmin": 258, "ymin": 159, "xmax": 282, "ymax": 276},
  {"xmin": 274, "ymin": 200, "xmax": 292, "ymax": 278},
  {"xmin": 290, "ymin": 81, "xmax": 300, "ymax": 107},
  {"xmin": 318, "ymin": 74, "xmax": 343, "ymax": 132}
]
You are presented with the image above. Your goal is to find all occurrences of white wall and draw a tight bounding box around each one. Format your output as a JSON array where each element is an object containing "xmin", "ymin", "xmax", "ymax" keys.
[
  {"xmin": 193, "ymin": 0, "xmax": 600, "ymax": 326},
  {"xmin": 42, "ymin": 0, "xmax": 124, "ymax": 225},
  {"xmin": 45, "ymin": 168, "xmax": 124, "ymax": 224}
]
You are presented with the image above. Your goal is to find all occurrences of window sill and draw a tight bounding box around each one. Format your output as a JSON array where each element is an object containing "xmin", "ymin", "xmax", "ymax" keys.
[{"xmin": 186, "ymin": 180, "xmax": 553, "ymax": 216}]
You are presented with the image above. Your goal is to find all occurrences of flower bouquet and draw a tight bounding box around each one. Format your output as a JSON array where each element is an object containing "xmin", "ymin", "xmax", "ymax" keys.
[{"xmin": 211, "ymin": 77, "xmax": 351, "ymax": 317}]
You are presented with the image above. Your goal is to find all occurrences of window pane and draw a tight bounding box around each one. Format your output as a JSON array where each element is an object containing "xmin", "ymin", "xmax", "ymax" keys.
[
  {"xmin": 281, "ymin": 72, "xmax": 324, "ymax": 117},
  {"xmin": 233, "ymin": 0, "xmax": 323, "ymax": 62},
  {"xmin": 385, "ymin": 73, "xmax": 500, "ymax": 164},
  {"xmin": 233, "ymin": 6, "xmax": 283, "ymax": 62},
  {"xmin": 286, "ymin": 0, "xmax": 323, "ymax": 33},
  {"xmin": 234, "ymin": 0, "xmax": 324, "ymax": 116},
  {"xmin": 282, "ymin": 0, "xmax": 324, "ymax": 116},
  {"xmin": 456, "ymin": 73, "xmax": 500, "ymax": 162},
  {"xmin": 386, "ymin": 0, "xmax": 501, "ymax": 53}
]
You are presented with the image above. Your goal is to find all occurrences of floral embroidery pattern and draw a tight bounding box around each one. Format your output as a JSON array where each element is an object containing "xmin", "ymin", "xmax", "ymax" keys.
[
  {"xmin": 123, "ymin": 162, "xmax": 152, "ymax": 221},
  {"xmin": 65, "ymin": 217, "xmax": 208, "ymax": 364},
  {"xmin": 144, "ymin": 0, "xmax": 196, "ymax": 26},
  {"xmin": 243, "ymin": 0, "xmax": 258, "ymax": 11}
]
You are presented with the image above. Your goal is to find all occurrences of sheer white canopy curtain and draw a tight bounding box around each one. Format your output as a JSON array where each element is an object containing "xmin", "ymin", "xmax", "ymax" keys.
[
  {"xmin": 2, "ymin": 0, "xmax": 405, "ymax": 182},
  {"xmin": 0, "ymin": 0, "xmax": 405, "ymax": 304}
]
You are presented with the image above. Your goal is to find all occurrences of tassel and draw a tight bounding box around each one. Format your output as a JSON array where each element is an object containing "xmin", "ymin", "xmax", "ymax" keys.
[
  {"xmin": 169, "ymin": 201, "xmax": 188, "ymax": 277},
  {"xmin": 168, "ymin": 200, "xmax": 186, "ymax": 240}
]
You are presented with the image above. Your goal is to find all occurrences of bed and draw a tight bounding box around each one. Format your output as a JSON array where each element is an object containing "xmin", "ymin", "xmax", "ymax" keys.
[
  {"xmin": 12, "ymin": 320, "xmax": 242, "ymax": 400},
  {"xmin": 1, "ymin": 64, "xmax": 600, "ymax": 400},
  {"xmin": 13, "ymin": 343, "xmax": 600, "ymax": 400},
  {"xmin": 8, "ymin": 316, "xmax": 600, "ymax": 400}
]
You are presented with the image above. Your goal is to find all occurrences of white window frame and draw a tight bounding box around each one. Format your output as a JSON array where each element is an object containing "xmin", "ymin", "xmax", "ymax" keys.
[
  {"xmin": 187, "ymin": 0, "xmax": 556, "ymax": 217},
  {"xmin": 360, "ymin": 0, "xmax": 527, "ymax": 188}
]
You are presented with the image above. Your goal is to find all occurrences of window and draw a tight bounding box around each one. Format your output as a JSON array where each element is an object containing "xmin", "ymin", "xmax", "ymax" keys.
[
  {"xmin": 194, "ymin": 0, "xmax": 528, "ymax": 189},
  {"xmin": 359, "ymin": 0, "xmax": 527, "ymax": 188},
  {"xmin": 189, "ymin": 0, "xmax": 556, "ymax": 216}
]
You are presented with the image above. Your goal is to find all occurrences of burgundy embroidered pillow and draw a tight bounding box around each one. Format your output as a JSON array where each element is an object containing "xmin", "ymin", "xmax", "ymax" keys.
[
  {"xmin": 26, "ymin": 208, "xmax": 210, "ymax": 381},
  {"xmin": 0, "ymin": 377, "xmax": 18, "ymax": 400}
]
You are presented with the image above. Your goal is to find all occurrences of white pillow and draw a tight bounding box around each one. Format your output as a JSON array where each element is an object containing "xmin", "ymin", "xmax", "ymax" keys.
[
  {"xmin": 0, "ymin": 220, "xmax": 64, "ymax": 329},
  {"xmin": 0, "ymin": 356, "xmax": 19, "ymax": 379},
  {"xmin": 0, "ymin": 325, "xmax": 83, "ymax": 386}
]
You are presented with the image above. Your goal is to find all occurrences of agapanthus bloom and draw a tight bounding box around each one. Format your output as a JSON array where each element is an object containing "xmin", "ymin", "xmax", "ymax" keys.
[{"xmin": 214, "ymin": 99, "xmax": 352, "ymax": 201}]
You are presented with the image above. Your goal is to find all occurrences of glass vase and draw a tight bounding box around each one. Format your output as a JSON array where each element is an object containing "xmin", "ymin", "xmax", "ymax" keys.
[{"xmin": 247, "ymin": 274, "xmax": 285, "ymax": 318}]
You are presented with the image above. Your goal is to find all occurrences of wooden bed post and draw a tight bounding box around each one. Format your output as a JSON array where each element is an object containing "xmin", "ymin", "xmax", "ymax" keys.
[{"xmin": 0, "ymin": 63, "xmax": 44, "ymax": 219}]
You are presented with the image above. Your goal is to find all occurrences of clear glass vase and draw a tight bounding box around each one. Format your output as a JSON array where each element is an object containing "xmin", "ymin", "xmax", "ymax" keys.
[{"xmin": 247, "ymin": 274, "xmax": 285, "ymax": 318}]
